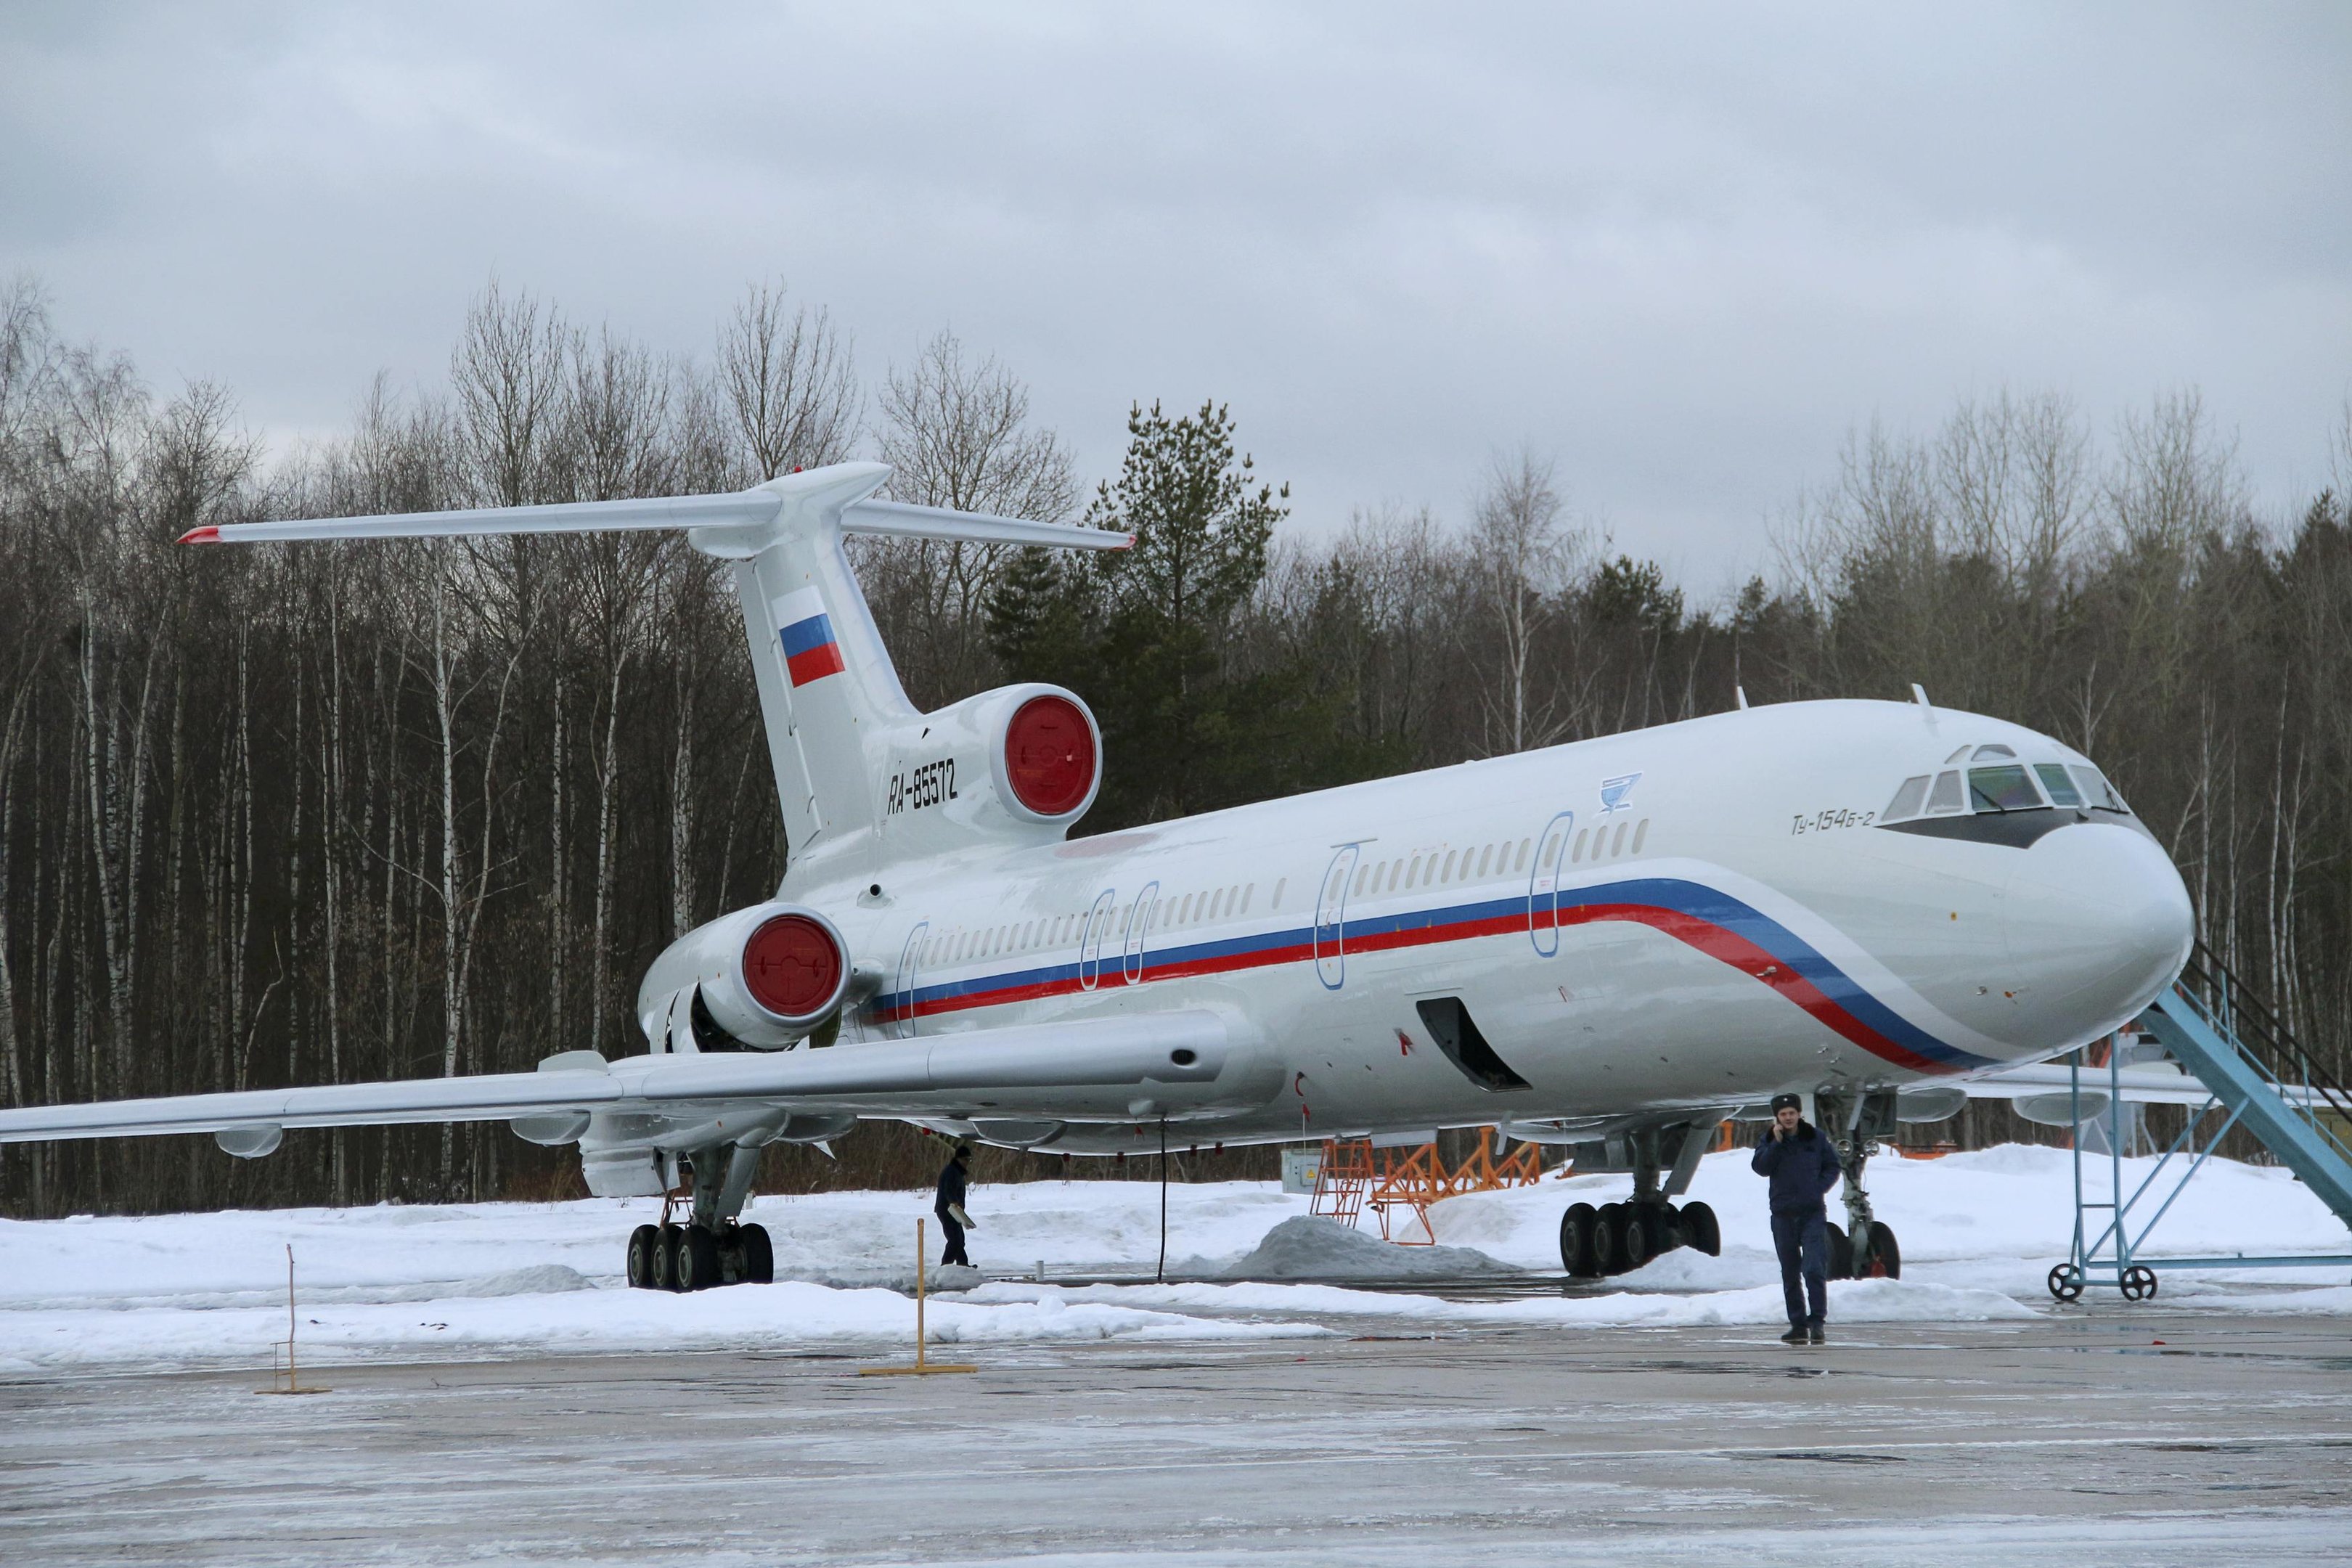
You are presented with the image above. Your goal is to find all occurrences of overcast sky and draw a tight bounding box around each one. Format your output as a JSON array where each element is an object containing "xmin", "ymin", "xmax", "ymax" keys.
[{"xmin": 6, "ymin": 3, "xmax": 2347, "ymax": 597}]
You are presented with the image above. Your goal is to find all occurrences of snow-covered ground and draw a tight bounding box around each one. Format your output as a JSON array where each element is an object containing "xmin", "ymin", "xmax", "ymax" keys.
[{"xmin": 1, "ymin": 1144, "xmax": 2344, "ymax": 1373}]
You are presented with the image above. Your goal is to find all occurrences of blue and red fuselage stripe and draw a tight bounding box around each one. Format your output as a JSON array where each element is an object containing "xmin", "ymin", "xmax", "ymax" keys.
[{"xmin": 871, "ymin": 876, "xmax": 1993, "ymax": 1076}]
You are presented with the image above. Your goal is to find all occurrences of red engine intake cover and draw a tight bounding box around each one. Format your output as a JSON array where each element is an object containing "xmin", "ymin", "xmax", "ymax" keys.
[
  {"xmin": 1004, "ymin": 695, "xmax": 1096, "ymax": 817},
  {"xmin": 740, "ymin": 913, "xmax": 844, "ymax": 1021}
]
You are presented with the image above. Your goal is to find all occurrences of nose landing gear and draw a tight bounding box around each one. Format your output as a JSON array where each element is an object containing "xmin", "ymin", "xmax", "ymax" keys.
[
  {"xmin": 1817, "ymin": 1090, "xmax": 1903, "ymax": 1281},
  {"xmin": 622, "ymin": 1143, "xmax": 779, "ymax": 1291}
]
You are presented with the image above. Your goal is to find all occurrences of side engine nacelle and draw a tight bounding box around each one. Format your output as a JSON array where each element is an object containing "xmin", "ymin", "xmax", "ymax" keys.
[
  {"xmin": 875, "ymin": 682, "xmax": 1101, "ymax": 851},
  {"xmin": 636, "ymin": 902, "xmax": 850, "ymax": 1050}
]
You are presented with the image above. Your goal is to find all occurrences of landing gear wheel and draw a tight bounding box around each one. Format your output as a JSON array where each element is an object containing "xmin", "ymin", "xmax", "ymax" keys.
[
  {"xmin": 2120, "ymin": 1265, "xmax": 2158, "ymax": 1302},
  {"xmin": 2047, "ymin": 1264, "xmax": 2084, "ymax": 1302},
  {"xmin": 1864, "ymin": 1220, "xmax": 1901, "ymax": 1280},
  {"xmin": 1680, "ymin": 1200, "xmax": 1721, "ymax": 1257},
  {"xmin": 1621, "ymin": 1209, "xmax": 1658, "ymax": 1270},
  {"xmin": 1559, "ymin": 1203, "xmax": 1599, "ymax": 1278},
  {"xmin": 626, "ymin": 1224, "xmax": 661, "ymax": 1289},
  {"xmin": 1591, "ymin": 1203, "xmax": 1628, "ymax": 1275},
  {"xmin": 653, "ymin": 1222, "xmax": 683, "ymax": 1292},
  {"xmin": 678, "ymin": 1226, "xmax": 722, "ymax": 1292},
  {"xmin": 738, "ymin": 1222, "xmax": 774, "ymax": 1285},
  {"xmin": 1826, "ymin": 1221, "xmax": 1854, "ymax": 1281}
]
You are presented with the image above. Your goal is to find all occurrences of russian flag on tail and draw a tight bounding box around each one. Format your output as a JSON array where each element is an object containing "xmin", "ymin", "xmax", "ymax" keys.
[{"xmin": 772, "ymin": 587, "xmax": 845, "ymax": 687}]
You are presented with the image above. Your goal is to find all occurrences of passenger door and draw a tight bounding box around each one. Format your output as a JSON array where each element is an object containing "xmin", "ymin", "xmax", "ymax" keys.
[
  {"xmin": 1314, "ymin": 844, "xmax": 1361, "ymax": 990},
  {"xmin": 1527, "ymin": 811, "xmax": 1575, "ymax": 957}
]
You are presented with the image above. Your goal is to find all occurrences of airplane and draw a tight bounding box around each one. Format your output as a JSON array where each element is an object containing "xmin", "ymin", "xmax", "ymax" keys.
[{"xmin": 0, "ymin": 462, "xmax": 2194, "ymax": 1291}]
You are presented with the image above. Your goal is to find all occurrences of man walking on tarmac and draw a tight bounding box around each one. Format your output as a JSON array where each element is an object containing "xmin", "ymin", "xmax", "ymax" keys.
[
  {"xmin": 1752, "ymin": 1093, "xmax": 1843, "ymax": 1343},
  {"xmin": 935, "ymin": 1139, "xmax": 978, "ymax": 1269}
]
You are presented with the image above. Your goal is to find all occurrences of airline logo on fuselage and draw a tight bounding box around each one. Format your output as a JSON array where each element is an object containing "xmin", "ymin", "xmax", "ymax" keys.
[
  {"xmin": 1599, "ymin": 772, "xmax": 1642, "ymax": 813},
  {"xmin": 773, "ymin": 587, "xmax": 845, "ymax": 687}
]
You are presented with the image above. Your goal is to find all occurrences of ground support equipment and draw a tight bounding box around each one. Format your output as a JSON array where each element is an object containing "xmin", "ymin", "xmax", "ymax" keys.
[{"xmin": 2049, "ymin": 941, "xmax": 2352, "ymax": 1302}]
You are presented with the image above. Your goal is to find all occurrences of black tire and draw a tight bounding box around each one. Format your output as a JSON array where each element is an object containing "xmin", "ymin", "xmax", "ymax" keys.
[
  {"xmin": 1591, "ymin": 1202, "xmax": 1627, "ymax": 1275},
  {"xmin": 679, "ymin": 1226, "xmax": 722, "ymax": 1292},
  {"xmin": 1826, "ymin": 1221, "xmax": 1854, "ymax": 1281},
  {"xmin": 626, "ymin": 1224, "xmax": 661, "ymax": 1289},
  {"xmin": 739, "ymin": 1222, "xmax": 774, "ymax": 1285},
  {"xmin": 2048, "ymin": 1263, "xmax": 2083, "ymax": 1302},
  {"xmin": 2120, "ymin": 1265, "xmax": 2157, "ymax": 1302},
  {"xmin": 652, "ymin": 1222, "xmax": 683, "ymax": 1292},
  {"xmin": 1621, "ymin": 1210, "xmax": 1656, "ymax": 1270},
  {"xmin": 1681, "ymin": 1200, "xmax": 1722, "ymax": 1257},
  {"xmin": 1865, "ymin": 1220, "xmax": 1901, "ymax": 1280},
  {"xmin": 1559, "ymin": 1203, "xmax": 1599, "ymax": 1277}
]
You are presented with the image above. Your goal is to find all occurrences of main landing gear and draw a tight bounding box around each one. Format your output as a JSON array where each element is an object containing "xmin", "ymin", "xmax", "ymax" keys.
[
  {"xmin": 1557, "ymin": 1120, "xmax": 1725, "ymax": 1279},
  {"xmin": 624, "ymin": 1141, "xmax": 778, "ymax": 1291}
]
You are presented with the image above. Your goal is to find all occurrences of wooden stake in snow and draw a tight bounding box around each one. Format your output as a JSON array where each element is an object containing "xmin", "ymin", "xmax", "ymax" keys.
[
  {"xmin": 859, "ymin": 1217, "xmax": 976, "ymax": 1378},
  {"xmin": 257, "ymin": 1244, "xmax": 330, "ymax": 1395}
]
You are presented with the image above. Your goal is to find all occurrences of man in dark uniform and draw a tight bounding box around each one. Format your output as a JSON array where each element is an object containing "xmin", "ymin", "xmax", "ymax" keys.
[
  {"xmin": 1751, "ymin": 1092, "xmax": 1842, "ymax": 1343},
  {"xmin": 934, "ymin": 1139, "xmax": 976, "ymax": 1268}
]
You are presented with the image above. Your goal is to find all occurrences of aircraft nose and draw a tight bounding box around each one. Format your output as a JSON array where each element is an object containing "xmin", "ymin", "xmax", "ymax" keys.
[{"xmin": 2004, "ymin": 823, "xmax": 2193, "ymax": 1047}]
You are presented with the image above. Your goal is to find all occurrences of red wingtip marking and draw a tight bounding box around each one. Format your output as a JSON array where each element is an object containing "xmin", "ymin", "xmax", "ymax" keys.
[
  {"xmin": 177, "ymin": 526, "xmax": 223, "ymax": 546},
  {"xmin": 1114, "ymin": 534, "xmax": 1137, "ymax": 550}
]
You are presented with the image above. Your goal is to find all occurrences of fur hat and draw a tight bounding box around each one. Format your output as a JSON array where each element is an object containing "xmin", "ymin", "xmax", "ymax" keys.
[{"xmin": 1769, "ymin": 1092, "xmax": 1802, "ymax": 1114}]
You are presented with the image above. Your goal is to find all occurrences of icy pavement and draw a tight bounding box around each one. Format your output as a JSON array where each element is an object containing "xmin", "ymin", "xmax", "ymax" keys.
[
  {"xmin": 4, "ymin": 1316, "xmax": 2348, "ymax": 1566},
  {"xmin": 0, "ymin": 1145, "xmax": 2345, "ymax": 1373}
]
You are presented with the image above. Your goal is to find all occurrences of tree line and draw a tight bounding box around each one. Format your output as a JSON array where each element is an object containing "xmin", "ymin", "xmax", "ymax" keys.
[{"xmin": 1, "ymin": 273, "xmax": 2345, "ymax": 1214}]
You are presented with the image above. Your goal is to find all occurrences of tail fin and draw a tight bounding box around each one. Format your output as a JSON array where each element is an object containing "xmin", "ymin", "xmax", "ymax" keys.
[{"xmin": 185, "ymin": 463, "xmax": 1131, "ymax": 878}]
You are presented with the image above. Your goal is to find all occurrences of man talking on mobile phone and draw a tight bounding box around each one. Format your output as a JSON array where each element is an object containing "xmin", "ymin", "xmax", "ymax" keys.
[{"xmin": 1751, "ymin": 1092, "xmax": 1843, "ymax": 1344}]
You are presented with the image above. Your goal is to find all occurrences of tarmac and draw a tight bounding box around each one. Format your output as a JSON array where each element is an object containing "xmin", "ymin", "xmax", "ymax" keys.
[{"xmin": 4, "ymin": 1305, "xmax": 2349, "ymax": 1566}]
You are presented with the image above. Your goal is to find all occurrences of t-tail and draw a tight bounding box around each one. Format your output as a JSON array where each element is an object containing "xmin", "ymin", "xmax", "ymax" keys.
[{"xmin": 183, "ymin": 462, "xmax": 1130, "ymax": 886}]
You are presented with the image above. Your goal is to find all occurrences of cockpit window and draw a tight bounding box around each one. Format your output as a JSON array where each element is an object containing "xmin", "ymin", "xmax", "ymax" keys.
[
  {"xmin": 2034, "ymin": 764, "xmax": 2083, "ymax": 807},
  {"xmin": 2069, "ymin": 764, "xmax": 2129, "ymax": 814},
  {"xmin": 1971, "ymin": 744, "xmax": 2017, "ymax": 760},
  {"xmin": 1925, "ymin": 770, "xmax": 1965, "ymax": 814},
  {"xmin": 1968, "ymin": 765, "xmax": 2044, "ymax": 812},
  {"xmin": 1882, "ymin": 775, "xmax": 1930, "ymax": 821}
]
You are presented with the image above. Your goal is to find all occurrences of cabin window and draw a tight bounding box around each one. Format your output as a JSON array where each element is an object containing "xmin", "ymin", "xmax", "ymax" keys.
[
  {"xmin": 1514, "ymin": 838, "xmax": 1532, "ymax": 872},
  {"xmin": 1179, "ymin": 894, "xmax": 1193, "ymax": 923},
  {"xmin": 1210, "ymin": 890, "xmax": 1225, "ymax": 920},
  {"xmin": 1443, "ymin": 851, "xmax": 1458, "ymax": 881},
  {"xmin": 1543, "ymin": 833, "xmax": 1561, "ymax": 867},
  {"xmin": 1272, "ymin": 877, "xmax": 1284, "ymax": 908},
  {"xmin": 1882, "ymin": 775, "xmax": 1930, "ymax": 822},
  {"xmin": 1400, "ymin": 855, "xmax": 1416, "ymax": 889},
  {"xmin": 1633, "ymin": 818, "xmax": 1649, "ymax": 854},
  {"xmin": 1241, "ymin": 884, "xmax": 1254, "ymax": 913},
  {"xmin": 1612, "ymin": 821, "xmax": 1630, "ymax": 856},
  {"xmin": 1926, "ymin": 770, "xmax": 1965, "ymax": 814},
  {"xmin": 1477, "ymin": 845, "xmax": 1493, "ymax": 876},
  {"xmin": 1968, "ymin": 764, "xmax": 2043, "ymax": 812},
  {"xmin": 1571, "ymin": 828, "xmax": 1588, "ymax": 862},
  {"xmin": 1352, "ymin": 866, "xmax": 1369, "ymax": 898},
  {"xmin": 2034, "ymin": 764, "xmax": 2083, "ymax": 807}
]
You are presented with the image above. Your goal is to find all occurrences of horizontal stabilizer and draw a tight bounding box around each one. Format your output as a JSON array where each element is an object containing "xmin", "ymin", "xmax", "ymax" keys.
[
  {"xmin": 179, "ymin": 465, "xmax": 1132, "ymax": 553},
  {"xmin": 0, "ymin": 1011, "xmax": 1234, "ymax": 1143}
]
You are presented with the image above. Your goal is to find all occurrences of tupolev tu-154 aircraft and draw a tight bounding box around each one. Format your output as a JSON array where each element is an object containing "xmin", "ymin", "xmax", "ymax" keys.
[{"xmin": 0, "ymin": 462, "xmax": 2195, "ymax": 1290}]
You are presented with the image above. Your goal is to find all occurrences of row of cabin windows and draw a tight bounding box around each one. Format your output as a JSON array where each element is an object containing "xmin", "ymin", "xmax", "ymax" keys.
[
  {"xmin": 1348, "ymin": 817, "xmax": 1655, "ymax": 903},
  {"xmin": 1880, "ymin": 743, "xmax": 2131, "ymax": 824},
  {"xmin": 920, "ymin": 875, "xmax": 1292, "ymax": 969}
]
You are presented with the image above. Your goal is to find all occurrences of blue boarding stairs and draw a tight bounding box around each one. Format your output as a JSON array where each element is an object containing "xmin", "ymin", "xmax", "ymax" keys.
[{"xmin": 2049, "ymin": 940, "xmax": 2352, "ymax": 1302}]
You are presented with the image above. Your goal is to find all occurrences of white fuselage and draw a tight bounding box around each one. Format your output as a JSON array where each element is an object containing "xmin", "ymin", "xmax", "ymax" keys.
[{"xmin": 642, "ymin": 698, "xmax": 2194, "ymax": 1154}]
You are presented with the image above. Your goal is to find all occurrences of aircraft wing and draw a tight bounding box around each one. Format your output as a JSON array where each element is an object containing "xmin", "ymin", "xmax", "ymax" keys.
[
  {"xmin": 1958, "ymin": 1063, "xmax": 2223, "ymax": 1109},
  {"xmin": 0, "ymin": 1011, "xmax": 1233, "ymax": 1144}
]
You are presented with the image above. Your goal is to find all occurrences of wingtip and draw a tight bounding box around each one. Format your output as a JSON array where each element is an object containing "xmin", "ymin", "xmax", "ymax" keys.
[{"xmin": 177, "ymin": 526, "xmax": 223, "ymax": 546}]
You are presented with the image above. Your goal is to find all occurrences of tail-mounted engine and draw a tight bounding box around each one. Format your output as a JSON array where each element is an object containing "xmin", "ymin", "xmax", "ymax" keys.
[
  {"xmin": 636, "ymin": 902, "xmax": 850, "ymax": 1050},
  {"xmin": 875, "ymin": 682, "xmax": 1101, "ymax": 853}
]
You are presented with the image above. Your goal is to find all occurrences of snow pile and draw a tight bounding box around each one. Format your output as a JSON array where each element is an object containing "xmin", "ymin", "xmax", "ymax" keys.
[
  {"xmin": 1, "ymin": 1144, "xmax": 2344, "ymax": 1372},
  {"xmin": 1217, "ymin": 1215, "xmax": 1518, "ymax": 1280}
]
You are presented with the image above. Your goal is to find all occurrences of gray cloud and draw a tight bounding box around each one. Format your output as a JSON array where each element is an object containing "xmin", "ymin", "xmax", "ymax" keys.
[{"xmin": 5, "ymin": 1, "xmax": 2346, "ymax": 595}]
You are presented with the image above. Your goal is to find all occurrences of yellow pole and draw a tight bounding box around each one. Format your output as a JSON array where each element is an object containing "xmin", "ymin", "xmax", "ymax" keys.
[
  {"xmin": 285, "ymin": 1245, "xmax": 296, "ymax": 1392},
  {"xmin": 915, "ymin": 1217, "xmax": 927, "ymax": 1371}
]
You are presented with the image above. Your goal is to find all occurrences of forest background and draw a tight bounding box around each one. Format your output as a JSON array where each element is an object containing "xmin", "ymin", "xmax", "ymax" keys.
[{"xmin": 2, "ymin": 275, "xmax": 2346, "ymax": 1216}]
